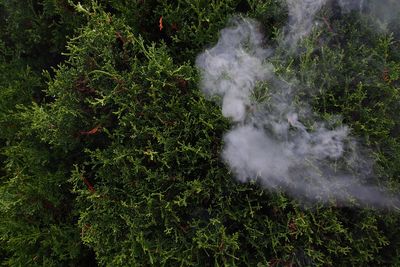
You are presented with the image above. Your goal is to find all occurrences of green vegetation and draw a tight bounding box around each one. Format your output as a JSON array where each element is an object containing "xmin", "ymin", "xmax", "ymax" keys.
[{"xmin": 1, "ymin": 1, "xmax": 400, "ymax": 266}]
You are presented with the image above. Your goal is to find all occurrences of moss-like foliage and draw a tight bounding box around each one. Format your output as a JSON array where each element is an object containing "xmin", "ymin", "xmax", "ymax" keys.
[{"xmin": 1, "ymin": 1, "xmax": 400, "ymax": 266}]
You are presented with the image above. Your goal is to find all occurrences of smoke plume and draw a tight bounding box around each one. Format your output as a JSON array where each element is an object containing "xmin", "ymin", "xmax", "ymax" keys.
[
  {"xmin": 284, "ymin": 0, "xmax": 400, "ymax": 45},
  {"xmin": 339, "ymin": 0, "xmax": 400, "ymax": 31},
  {"xmin": 284, "ymin": 0, "xmax": 327, "ymax": 45},
  {"xmin": 196, "ymin": 2, "xmax": 400, "ymax": 208}
]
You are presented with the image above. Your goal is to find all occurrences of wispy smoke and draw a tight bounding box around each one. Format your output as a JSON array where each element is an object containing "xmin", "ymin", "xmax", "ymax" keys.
[
  {"xmin": 284, "ymin": 0, "xmax": 326, "ymax": 45},
  {"xmin": 360, "ymin": 0, "xmax": 400, "ymax": 31},
  {"xmin": 196, "ymin": 7, "xmax": 400, "ymax": 208},
  {"xmin": 195, "ymin": 19, "xmax": 273, "ymax": 122},
  {"xmin": 284, "ymin": 0, "xmax": 400, "ymax": 46}
]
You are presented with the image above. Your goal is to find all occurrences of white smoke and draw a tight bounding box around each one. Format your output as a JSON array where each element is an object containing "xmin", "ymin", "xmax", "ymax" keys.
[
  {"xmin": 195, "ymin": 12, "xmax": 400, "ymax": 208},
  {"xmin": 284, "ymin": 0, "xmax": 400, "ymax": 45},
  {"xmin": 284, "ymin": 0, "xmax": 327, "ymax": 45},
  {"xmin": 195, "ymin": 19, "xmax": 272, "ymax": 122},
  {"xmin": 356, "ymin": 0, "xmax": 400, "ymax": 32}
]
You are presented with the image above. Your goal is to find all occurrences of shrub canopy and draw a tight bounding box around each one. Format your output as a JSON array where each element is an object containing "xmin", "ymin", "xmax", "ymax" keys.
[{"xmin": 1, "ymin": 1, "xmax": 400, "ymax": 266}]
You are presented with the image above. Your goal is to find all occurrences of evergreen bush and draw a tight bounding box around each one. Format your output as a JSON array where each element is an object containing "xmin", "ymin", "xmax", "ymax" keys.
[{"xmin": 1, "ymin": 1, "xmax": 400, "ymax": 266}]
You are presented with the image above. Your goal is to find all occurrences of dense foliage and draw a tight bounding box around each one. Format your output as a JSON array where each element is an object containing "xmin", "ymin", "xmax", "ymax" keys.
[{"xmin": 1, "ymin": 1, "xmax": 400, "ymax": 266}]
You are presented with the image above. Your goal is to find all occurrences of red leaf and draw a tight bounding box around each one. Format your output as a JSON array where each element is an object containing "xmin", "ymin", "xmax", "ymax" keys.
[
  {"xmin": 159, "ymin": 16, "xmax": 163, "ymax": 31},
  {"xmin": 82, "ymin": 176, "xmax": 96, "ymax": 193},
  {"xmin": 80, "ymin": 125, "xmax": 101, "ymax": 135}
]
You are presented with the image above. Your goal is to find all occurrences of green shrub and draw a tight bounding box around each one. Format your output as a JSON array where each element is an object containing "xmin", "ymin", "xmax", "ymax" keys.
[{"xmin": 1, "ymin": 1, "xmax": 400, "ymax": 266}]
